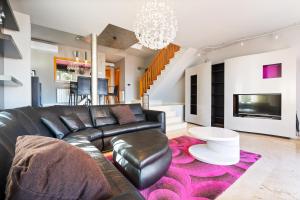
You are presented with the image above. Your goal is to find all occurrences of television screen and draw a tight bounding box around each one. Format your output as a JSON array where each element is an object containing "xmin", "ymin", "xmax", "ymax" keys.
[{"xmin": 236, "ymin": 94, "xmax": 281, "ymax": 117}]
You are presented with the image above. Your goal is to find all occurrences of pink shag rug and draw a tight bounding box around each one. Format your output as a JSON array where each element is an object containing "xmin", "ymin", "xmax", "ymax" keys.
[{"xmin": 139, "ymin": 136, "xmax": 261, "ymax": 200}]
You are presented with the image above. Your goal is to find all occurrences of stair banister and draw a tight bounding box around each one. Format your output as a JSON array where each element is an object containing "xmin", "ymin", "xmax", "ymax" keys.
[{"xmin": 139, "ymin": 43, "xmax": 180, "ymax": 97}]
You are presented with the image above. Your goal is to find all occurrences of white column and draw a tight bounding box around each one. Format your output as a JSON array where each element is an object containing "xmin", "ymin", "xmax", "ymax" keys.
[{"xmin": 91, "ymin": 33, "xmax": 98, "ymax": 105}]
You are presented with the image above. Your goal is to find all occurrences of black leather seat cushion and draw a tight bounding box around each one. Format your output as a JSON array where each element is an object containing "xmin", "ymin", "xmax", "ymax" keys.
[
  {"xmin": 65, "ymin": 128, "xmax": 103, "ymax": 142},
  {"xmin": 111, "ymin": 129, "xmax": 171, "ymax": 189},
  {"xmin": 111, "ymin": 130, "xmax": 168, "ymax": 168},
  {"xmin": 101, "ymin": 122, "xmax": 161, "ymax": 137},
  {"xmin": 63, "ymin": 135, "xmax": 144, "ymax": 200}
]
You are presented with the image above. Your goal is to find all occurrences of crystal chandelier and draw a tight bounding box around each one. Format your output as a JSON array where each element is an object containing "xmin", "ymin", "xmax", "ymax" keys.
[{"xmin": 134, "ymin": 0, "xmax": 178, "ymax": 50}]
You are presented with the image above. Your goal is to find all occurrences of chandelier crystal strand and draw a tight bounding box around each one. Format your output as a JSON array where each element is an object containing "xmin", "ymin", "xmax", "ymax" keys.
[{"xmin": 134, "ymin": 0, "xmax": 178, "ymax": 50}]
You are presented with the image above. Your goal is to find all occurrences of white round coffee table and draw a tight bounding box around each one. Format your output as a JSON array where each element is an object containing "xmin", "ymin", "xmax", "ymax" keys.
[{"xmin": 188, "ymin": 127, "xmax": 240, "ymax": 165}]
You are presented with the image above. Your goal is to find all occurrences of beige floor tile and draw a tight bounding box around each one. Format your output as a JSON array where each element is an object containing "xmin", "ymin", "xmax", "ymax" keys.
[{"xmin": 166, "ymin": 124, "xmax": 300, "ymax": 200}]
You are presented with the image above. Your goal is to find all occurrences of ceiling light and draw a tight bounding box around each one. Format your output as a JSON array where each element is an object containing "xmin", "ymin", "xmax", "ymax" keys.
[
  {"xmin": 75, "ymin": 35, "xmax": 84, "ymax": 41},
  {"xmin": 134, "ymin": 0, "xmax": 178, "ymax": 50},
  {"xmin": 274, "ymin": 34, "xmax": 279, "ymax": 40},
  {"xmin": 240, "ymin": 42, "xmax": 244, "ymax": 47}
]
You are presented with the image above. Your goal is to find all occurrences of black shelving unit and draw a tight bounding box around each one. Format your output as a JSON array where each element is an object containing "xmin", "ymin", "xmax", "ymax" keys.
[
  {"xmin": 190, "ymin": 75, "xmax": 197, "ymax": 115},
  {"xmin": 0, "ymin": 0, "xmax": 22, "ymax": 59},
  {"xmin": 0, "ymin": 33, "xmax": 22, "ymax": 59},
  {"xmin": 211, "ymin": 63, "xmax": 224, "ymax": 127},
  {"xmin": 2, "ymin": 0, "xmax": 19, "ymax": 31}
]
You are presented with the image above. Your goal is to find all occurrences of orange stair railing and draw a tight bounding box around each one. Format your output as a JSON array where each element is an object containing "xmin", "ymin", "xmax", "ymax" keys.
[{"xmin": 139, "ymin": 43, "xmax": 180, "ymax": 97}]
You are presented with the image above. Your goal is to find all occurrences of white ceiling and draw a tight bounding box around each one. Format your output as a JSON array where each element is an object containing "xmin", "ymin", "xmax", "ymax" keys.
[{"xmin": 10, "ymin": 0, "xmax": 300, "ymax": 49}]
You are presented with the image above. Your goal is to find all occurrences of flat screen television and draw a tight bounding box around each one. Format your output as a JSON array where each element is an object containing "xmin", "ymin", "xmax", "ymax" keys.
[{"xmin": 233, "ymin": 94, "xmax": 281, "ymax": 119}]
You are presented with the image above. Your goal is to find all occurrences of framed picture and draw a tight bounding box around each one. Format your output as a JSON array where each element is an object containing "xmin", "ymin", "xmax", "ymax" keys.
[{"xmin": 263, "ymin": 63, "xmax": 282, "ymax": 79}]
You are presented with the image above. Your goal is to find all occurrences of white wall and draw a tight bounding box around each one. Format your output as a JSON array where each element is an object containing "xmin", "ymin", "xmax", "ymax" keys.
[
  {"xmin": 31, "ymin": 49, "xmax": 56, "ymax": 105},
  {"xmin": 185, "ymin": 62, "xmax": 212, "ymax": 126},
  {"xmin": 124, "ymin": 55, "xmax": 145, "ymax": 103},
  {"xmin": 224, "ymin": 49, "xmax": 297, "ymax": 138},
  {"xmin": 3, "ymin": 11, "xmax": 31, "ymax": 108},
  {"xmin": 203, "ymin": 27, "xmax": 300, "ymax": 122},
  {"xmin": 149, "ymin": 48, "xmax": 199, "ymax": 105}
]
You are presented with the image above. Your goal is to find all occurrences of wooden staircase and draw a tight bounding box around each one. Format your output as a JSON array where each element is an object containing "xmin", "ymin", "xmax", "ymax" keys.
[{"xmin": 139, "ymin": 43, "xmax": 180, "ymax": 97}]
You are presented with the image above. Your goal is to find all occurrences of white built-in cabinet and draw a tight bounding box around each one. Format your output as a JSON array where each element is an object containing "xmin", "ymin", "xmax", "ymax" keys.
[{"xmin": 185, "ymin": 62, "xmax": 212, "ymax": 126}]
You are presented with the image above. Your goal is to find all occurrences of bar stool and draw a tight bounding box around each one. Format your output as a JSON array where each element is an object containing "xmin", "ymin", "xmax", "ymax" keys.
[
  {"xmin": 98, "ymin": 78, "xmax": 108, "ymax": 105},
  {"xmin": 105, "ymin": 86, "xmax": 119, "ymax": 104},
  {"xmin": 77, "ymin": 76, "xmax": 91, "ymax": 105},
  {"xmin": 68, "ymin": 81, "xmax": 77, "ymax": 106}
]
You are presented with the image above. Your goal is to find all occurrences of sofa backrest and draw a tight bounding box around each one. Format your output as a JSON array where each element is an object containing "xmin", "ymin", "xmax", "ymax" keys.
[
  {"xmin": 0, "ymin": 103, "xmax": 147, "ymax": 199},
  {"xmin": 17, "ymin": 106, "xmax": 54, "ymax": 137},
  {"xmin": 127, "ymin": 104, "xmax": 146, "ymax": 122},
  {"xmin": 90, "ymin": 104, "xmax": 146, "ymax": 127},
  {"xmin": 90, "ymin": 105, "xmax": 118, "ymax": 127},
  {"xmin": 0, "ymin": 107, "xmax": 55, "ymax": 199},
  {"xmin": 54, "ymin": 105, "xmax": 93, "ymax": 128}
]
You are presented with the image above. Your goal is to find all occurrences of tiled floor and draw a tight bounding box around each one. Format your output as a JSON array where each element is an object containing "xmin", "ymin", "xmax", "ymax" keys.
[{"xmin": 167, "ymin": 124, "xmax": 300, "ymax": 200}]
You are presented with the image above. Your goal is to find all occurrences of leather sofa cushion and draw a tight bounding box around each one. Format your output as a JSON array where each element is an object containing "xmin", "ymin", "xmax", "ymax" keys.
[
  {"xmin": 90, "ymin": 106, "xmax": 117, "ymax": 127},
  {"xmin": 101, "ymin": 121, "xmax": 161, "ymax": 137},
  {"xmin": 0, "ymin": 110, "xmax": 33, "ymax": 200},
  {"xmin": 15, "ymin": 107, "xmax": 54, "ymax": 137},
  {"xmin": 114, "ymin": 148, "xmax": 172, "ymax": 190},
  {"xmin": 128, "ymin": 104, "xmax": 145, "ymax": 122},
  {"xmin": 111, "ymin": 130, "xmax": 169, "ymax": 168},
  {"xmin": 63, "ymin": 135, "xmax": 144, "ymax": 200},
  {"xmin": 6, "ymin": 135, "xmax": 112, "ymax": 200},
  {"xmin": 134, "ymin": 114, "xmax": 146, "ymax": 122},
  {"xmin": 94, "ymin": 116, "xmax": 117, "ymax": 127},
  {"xmin": 65, "ymin": 128, "xmax": 103, "ymax": 142},
  {"xmin": 41, "ymin": 116, "xmax": 70, "ymax": 139},
  {"xmin": 60, "ymin": 114, "xmax": 86, "ymax": 132},
  {"xmin": 55, "ymin": 105, "xmax": 94, "ymax": 128},
  {"xmin": 111, "ymin": 105, "xmax": 137, "ymax": 125}
]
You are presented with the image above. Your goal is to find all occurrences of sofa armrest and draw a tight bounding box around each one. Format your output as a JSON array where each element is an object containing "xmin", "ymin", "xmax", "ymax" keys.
[{"xmin": 143, "ymin": 110, "xmax": 166, "ymax": 133}]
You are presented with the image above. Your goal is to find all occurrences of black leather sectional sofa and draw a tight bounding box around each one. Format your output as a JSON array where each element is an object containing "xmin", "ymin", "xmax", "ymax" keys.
[{"xmin": 0, "ymin": 104, "xmax": 166, "ymax": 200}]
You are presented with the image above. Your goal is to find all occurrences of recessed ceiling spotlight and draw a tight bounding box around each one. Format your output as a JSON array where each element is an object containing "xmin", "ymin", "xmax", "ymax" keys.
[
  {"xmin": 197, "ymin": 53, "xmax": 201, "ymax": 57},
  {"xmin": 240, "ymin": 42, "xmax": 244, "ymax": 47},
  {"xmin": 274, "ymin": 34, "xmax": 279, "ymax": 40},
  {"xmin": 75, "ymin": 35, "xmax": 84, "ymax": 41}
]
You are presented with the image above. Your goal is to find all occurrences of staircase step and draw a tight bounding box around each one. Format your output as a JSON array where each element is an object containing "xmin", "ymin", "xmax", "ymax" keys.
[
  {"xmin": 166, "ymin": 122, "xmax": 187, "ymax": 132},
  {"xmin": 150, "ymin": 106, "xmax": 173, "ymax": 112},
  {"xmin": 167, "ymin": 116, "xmax": 183, "ymax": 124},
  {"xmin": 166, "ymin": 111, "xmax": 177, "ymax": 118}
]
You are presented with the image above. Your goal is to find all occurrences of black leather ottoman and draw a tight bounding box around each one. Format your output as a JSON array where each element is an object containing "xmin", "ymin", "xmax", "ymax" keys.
[{"xmin": 111, "ymin": 129, "xmax": 172, "ymax": 189}]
